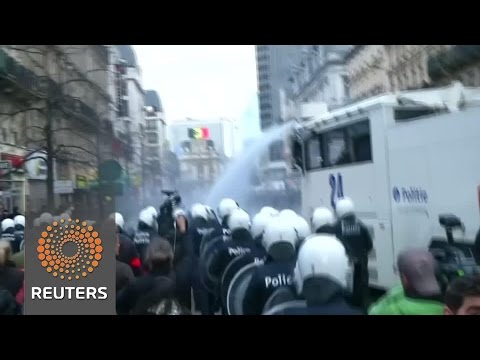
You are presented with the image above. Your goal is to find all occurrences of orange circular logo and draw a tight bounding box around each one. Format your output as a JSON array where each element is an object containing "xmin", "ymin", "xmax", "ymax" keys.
[{"xmin": 37, "ymin": 218, "xmax": 103, "ymax": 281}]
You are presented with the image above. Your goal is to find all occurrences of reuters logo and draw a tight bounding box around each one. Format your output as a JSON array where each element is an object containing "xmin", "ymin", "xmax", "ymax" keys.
[{"xmin": 37, "ymin": 219, "xmax": 103, "ymax": 280}]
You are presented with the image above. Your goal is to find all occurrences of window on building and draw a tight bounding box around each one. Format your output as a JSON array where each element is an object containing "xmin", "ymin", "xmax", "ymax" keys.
[
  {"xmin": 259, "ymin": 84, "xmax": 271, "ymax": 92},
  {"xmin": 147, "ymin": 132, "xmax": 159, "ymax": 144},
  {"xmin": 261, "ymin": 112, "xmax": 272, "ymax": 120},
  {"xmin": 146, "ymin": 120, "xmax": 157, "ymax": 131},
  {"xmin": 12, "ymin": 131, "xmax": 17, "ymax": 145},
  {"xmin": 1, "ymin": 128, "xmax": 6, "ymax": 142},
  {"xmin": 260, "ymin": 103, "xmax": 272, "ymax": 111}
]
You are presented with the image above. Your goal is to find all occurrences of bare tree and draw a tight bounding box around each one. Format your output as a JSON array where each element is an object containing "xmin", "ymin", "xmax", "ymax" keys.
[{"xmin": 0, "ymin": 45, "xmax": 111, "ymax": 211}]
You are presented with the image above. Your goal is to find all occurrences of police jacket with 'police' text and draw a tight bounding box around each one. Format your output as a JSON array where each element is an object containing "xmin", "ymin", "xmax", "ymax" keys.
[
  {"xmin": 189, "ymin": 217, "xmax": 222, "ymax": 258},
  {"xmin": 243, "ymin": 257, "xmax": 295, "ymax": 315},
  {"xmin": 209, "ymin": 230, "xmax": 260, "ymax": 280},
  {"xmin": 333, "ymin": 214, "xmax": 373, "ymax": 260}
]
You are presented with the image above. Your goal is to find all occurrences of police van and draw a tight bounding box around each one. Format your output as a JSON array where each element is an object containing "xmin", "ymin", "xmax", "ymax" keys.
[{"xmin": 290, "ymin": 82, "xmax": 480, "ymax": 291}]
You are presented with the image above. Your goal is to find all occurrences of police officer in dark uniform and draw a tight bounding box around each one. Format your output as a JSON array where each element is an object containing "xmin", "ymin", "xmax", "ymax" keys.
[
  {"xmin": 189, "ymin": 203, "xmax": 222, "ymax": 314},
  {"xmin": 271, "ymin": 234, "xmax": 362, "ymax": 315},
  {"xmin": 208, "ymin": 209, "xmax": 263, "ymax": 313},
  {"xmin": 332, "ymin": 197, "xmax": 373, "ymax": 311},
  {"xmin": 133, "ymin": 209, "xmax": 160, "ymax": 264},
  {"xmin": 112, "ymin": 212, "xmax": 142, "ymax": 276},
  {"xmin": 157, "ymin": 191, "xmax": 194, "ymax": 311},
  {"xmin": 243, "ymin": 218, "xmax": 298, "ymax": 315},
  {"xmin": 13, "ymin": 215, "xmax": 25, "ymax": 253},
  {"xmin": 0, "ymin": 219, "xmax": 16, "ymax": 252}
]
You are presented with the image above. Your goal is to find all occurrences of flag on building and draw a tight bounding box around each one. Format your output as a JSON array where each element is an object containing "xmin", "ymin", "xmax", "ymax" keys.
[{"xmin": 188, "ymin": 127, "xmax": 210, "ymax": 139}]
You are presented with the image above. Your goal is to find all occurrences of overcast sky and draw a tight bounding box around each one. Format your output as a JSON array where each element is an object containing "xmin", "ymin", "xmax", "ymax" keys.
[{"xmin": 134, "ymin": 45, "xmax": 258, "ymax": 125}]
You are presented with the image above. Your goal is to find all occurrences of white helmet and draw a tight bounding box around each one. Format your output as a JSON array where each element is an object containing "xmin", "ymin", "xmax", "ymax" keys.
[
  {"xmin": 13, "ymin": 215, "xmax": 25, "ymax": 228},
  {"xmin": 279, "ymin": 209, "xmax": 297, "ymax": 220},
  {"xmin": 139, "ymin": 209, "xmax": 156, "ymax": 228},
  {"xmin": 39, "ymin": 212, "xmax": 53, "ymax": 225},
  {"xmin": 251, "ymin": 212, "xmax": 272, "ymax": 239},
  {"xmin": 336, "ymin": 197, "xmax": 355, "ymax": 218},
  {"xmin": 1, "ymin": 218, "xmax": 14, "ymax": 232},
  {"xmin": 260, "ymin": 206, "xmax": 279, "ymax": 217},
  {"xmin": 294, "ymin": 234, "xmax": 349, "ymax": 295},
  {"xmin": 218, "ymin": 198, "xmax": 239, "ymax": 219},
  {"xmin": 191, "ymin": 203, "xmax": 209, "ymax": 221},
  {"xmin": 290, "ymin": 216, "xmax": 311, "ymax": 243},
  {"xmin": 227, "ymin": 208, "xmax": 251, "ymax": 232},
  {"xmin": 144, "ymin": 206, "xmax": 158, "ymax": 218},
  {"xmin": 33, "ymin": 218, "xmax": 41, "ymax": 227},
  {"xmin": 262, "ymin": 218, "xmax": 297, "ymax": 253},
  {"xmin": 312, "ymin": 207, "xmax": 335, "ymax": 232},
  {"xmin": 111, "ymin": 212, "xmax": 124, "ymax": 230}
]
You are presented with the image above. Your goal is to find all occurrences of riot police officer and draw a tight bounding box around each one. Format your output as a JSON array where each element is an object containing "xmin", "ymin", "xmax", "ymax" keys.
[
  {"xmin": 332, "ymin": 197, "xmax": 373, "ymax": 311},
  {"xmin": 133, "ymin": 209, "xmax": 160, "ymax": 264},
  {"xmin": 112, "ymin": 212, "xmax": 142, "ymax": 276},
  {"xmin": 243, "ymin": 218, "xmax": 297, "ymax": 315},
  {"xmin": 279, "ymin": 234, "xmax": 362, "ymax": 315},
  {"xmin": 13, "ymin": 215, "xmax": 25, "ymax": 253},
  {"xmin": 190, "ymin": 203, "xmax": 222, "ymax": 314},
  {"xmin": 208, "ymin": 209, "xmax": 261, "ymax": 287},
  {"xmin": 0, "ymin": 219, "xmax": 16, "ymax": 252}
]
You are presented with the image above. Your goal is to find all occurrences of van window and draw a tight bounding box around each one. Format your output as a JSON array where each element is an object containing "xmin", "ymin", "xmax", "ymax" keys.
[
  {"xmin": 306, "ymin": 136, "xmax": 322, "ymax": 170},
  {"xmin": 303, "ymin": 119, "xmax": 372, "ymax": 171},
  {"xmin": 323, "ymin": 128, "xmax": 351, "ymax": 167}
]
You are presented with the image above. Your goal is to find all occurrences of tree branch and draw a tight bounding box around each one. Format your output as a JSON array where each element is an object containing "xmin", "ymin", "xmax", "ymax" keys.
[{"xmin": 55, "ymin": 144, "xmax": 97, "ymax": 158}]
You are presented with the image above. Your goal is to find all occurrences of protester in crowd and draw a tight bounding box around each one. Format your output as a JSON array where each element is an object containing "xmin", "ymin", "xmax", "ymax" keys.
[
  {"xmin": 116, "ymin": 239, "xmax": 177, "ymax": 315},
  {"xmin": 369, "ymin": 248, "xmax": 444, "ymax": 315},
  {"xmin": 444, "ymin": 274, "xmax": 480, "ymax": 315},
  {"xmin": 0, "ymin": 288, "xmax": 17, "ymax": 315}
]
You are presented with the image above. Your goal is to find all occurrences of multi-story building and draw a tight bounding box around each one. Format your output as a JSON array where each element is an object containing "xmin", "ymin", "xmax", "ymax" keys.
[
  {"xmin": 114, "ymin": 45, "xmax": 146, "ymax": 201},
  {"xmin": 167, "ymin": 118, "xmax": 237, "ymax": 158},
  {"xmin": 346, "ymin": 45, "xmax": 459, "ymax": 100},
  {"xmin": 256, "ymin": 45, "xmax": 304, "ymax": 131},
  {"xmin": 143, "ymin": 90, "xmax": 166, "ymax": 197},
  {"xmin": 0, "ymin": 45, "xmax": 111, "ymax": 214},
  {"xmin": 345, "ymin": 45, "xmax": 390, "ymax": 100},
  {"xmin": 289, "ymin": 45, "xmax": 352, "ymax": 107},
  {"xmin": 176, "ymin": 138, "xmax": 225, "ymax": 205}
]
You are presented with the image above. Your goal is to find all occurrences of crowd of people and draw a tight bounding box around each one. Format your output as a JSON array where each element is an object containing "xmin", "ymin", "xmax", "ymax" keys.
[{"xmin": 0, "ymin": 193, "xmax": 479, "ymax": 315}]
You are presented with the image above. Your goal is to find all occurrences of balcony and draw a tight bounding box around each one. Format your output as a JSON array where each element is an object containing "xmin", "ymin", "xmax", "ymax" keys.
[
  {"xmin": 428, "ymin": 45, "xmax": 480, "ymax": 81},
  {"xmin": 0, "ymin": 48, "xmax": 99, "ymax": 125}
]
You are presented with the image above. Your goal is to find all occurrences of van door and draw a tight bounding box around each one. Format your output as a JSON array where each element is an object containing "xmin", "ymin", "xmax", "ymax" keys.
[{"xmin": 388, "ymin": 146, "xmax": 432, "ymax": 260}]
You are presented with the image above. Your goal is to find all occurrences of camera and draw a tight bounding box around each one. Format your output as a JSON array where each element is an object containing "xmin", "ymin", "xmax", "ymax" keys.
[{"xmin": 158, "ymin": 190, "xmax": 181, "ymax": 237}]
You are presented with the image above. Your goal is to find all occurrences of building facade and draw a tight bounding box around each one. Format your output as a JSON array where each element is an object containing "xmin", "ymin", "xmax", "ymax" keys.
[
  {"xmin": 346, "ymin": 45, "xmax": 457, "ymax": 100},
  {"xmin": 176, "ymin": 138, "xmax": 225, "ymax": 205},
  {"xmin": 256, "ymin": 45, "xmax": 304, "ymax": 130},
  {"xmin": 143, "ymin": 90, "xmax": 167, "ymax": 197},
  {"xmin": 114, "ymin": 45, "xmax": 146, "ymax": 199},
  {"xmin": 167, "ymin": 118, "xmax": 237, "ymax": 158},
  {"xmin": 289, "ymin": 45, "xmax": 352, "ymax": 107},
  {"xmin": 0, "ymin": 45, "xmax": 111, "ymax": 214}
]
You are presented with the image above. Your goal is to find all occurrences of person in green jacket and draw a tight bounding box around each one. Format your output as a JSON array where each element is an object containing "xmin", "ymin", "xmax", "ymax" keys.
[{"xmin": 369, "ymin": 248, "xmax": 444, "ymax": 315}]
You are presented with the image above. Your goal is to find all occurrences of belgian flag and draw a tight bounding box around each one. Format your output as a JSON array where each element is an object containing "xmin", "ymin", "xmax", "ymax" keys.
[{"xmin": 188, "ymin": 127, "xmax": 210, "ymax": 139}]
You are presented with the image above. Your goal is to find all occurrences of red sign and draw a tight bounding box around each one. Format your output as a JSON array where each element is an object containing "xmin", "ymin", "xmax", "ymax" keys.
[{"xmin": 1, "ymin": 153, "xmax": 24, "ymax": 168}]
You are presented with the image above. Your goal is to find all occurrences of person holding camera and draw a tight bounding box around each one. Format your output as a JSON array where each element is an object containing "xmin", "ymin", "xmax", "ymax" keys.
[{"xmin": 157, "ymin": 191, "xmax": 193, "ymax": 311}]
